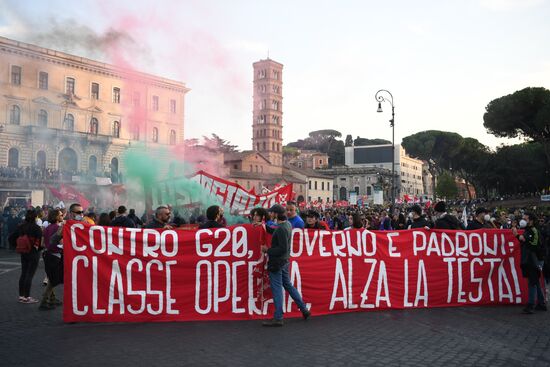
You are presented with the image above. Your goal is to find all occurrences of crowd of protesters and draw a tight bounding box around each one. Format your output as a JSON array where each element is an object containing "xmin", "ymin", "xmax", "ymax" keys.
[
  {"xmin": 0, "ymin": 166, "xmax": 121, "ymax": 182},
  {"xmin": 1, "ymin": 199, "xmax": 549, "ymax": 317}
]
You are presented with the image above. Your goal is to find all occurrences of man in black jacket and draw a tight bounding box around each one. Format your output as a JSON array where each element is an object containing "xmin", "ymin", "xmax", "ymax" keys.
[
  {"xmin": 198, "ymin": 205, "xmax": 224, "ymax": 229},
  {"xmin": 110, "ymin": 206, "xmax": 136, "ymax": 228},
  {"xmin": 467, "ymin": 207, "xmax": 489, "ymax": 230},
  {"xmin": 261, "ymin": 204, "xmax": 310, "ymax": 326},
  {"xmin": 433, "ymin": 201, "xmax": 464, "ymax": 230},
  {"xmin": 145, "ymin": 206, "xmax": 173, "ymax": 229},
  {"xmin": 408, "ymin": 205, "xmax": 430, "ymax": 229}
]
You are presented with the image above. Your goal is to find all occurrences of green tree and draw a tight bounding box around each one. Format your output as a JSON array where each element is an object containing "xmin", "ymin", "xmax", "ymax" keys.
[
  {"xmin": 353, "ymin": 137, "xmax": 391, "ymax": 146},
  {"xmin": 484, "ymin": 87, "xmax": 550, "ymax": 165},
  {"xmin": 401, "ymin": 130, "xmax": 463, "ymax": 200},
  {"xmin": 202, "ymin": 133, "xmax": 239, "ymax": 153},
  {"xmin": 345, "ymin": 134, "xmax": 353, "ymax": 147},
  {"xmin": 436, "ymin": 171, "xmax": 458, "ymax": 199},
  {"xmin": 451, "ymin": 137, "xmax": 490, "ymax": 199}
]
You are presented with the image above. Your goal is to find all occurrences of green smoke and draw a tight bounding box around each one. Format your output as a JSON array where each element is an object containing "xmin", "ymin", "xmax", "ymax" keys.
[{"xmin": 122, "ymin": 143, "xmax": 247, "ymax": 225}]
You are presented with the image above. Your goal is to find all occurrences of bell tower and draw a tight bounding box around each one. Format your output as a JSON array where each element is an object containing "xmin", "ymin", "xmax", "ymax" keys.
[{"xmin": 252, "ymin": 59, "xmax": 283, "ymax": 167}]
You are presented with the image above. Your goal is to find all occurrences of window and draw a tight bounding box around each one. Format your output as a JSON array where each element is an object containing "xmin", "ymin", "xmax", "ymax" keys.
[
  {"xmin": 66, "ymin": 77, "xmax": 75, "ymax": 95},
  {"xmin": 277, "ymin": 143, "xmax": 280, "ymax": 152},
  {"xmin": 113, "ymin": 87, "xmax": 121, "ymax": 103},
  {"xmin": 273, "ymin": 70, "xmax": 279, "ymax": 80},
  {"xmin": 89, "ymin": 156, "xmax": 97, "ymax": 173},
  {"xmin": 272, "ymin": 100, "xmax": 279, "ymax": 110},
  {"xmin": 113, "ymin": 121, "xmax": 120, "ymax": 138},
  {"xmin": 258, "ymin": 69, "xmax": 266, "ymax": 79},
  {"xmin": 170, "ymin": 130, "xmax": 176, "ymax": 145},
  {"xmin": 263, "ymin": 142, "xmax": 266, "ymax": 151},
  {"xmin": 327, "ymin": 182, "xmax": 330, "ymax": 191},
  {"xmin": 39, "ymin": 72, "xmax": 48, "ymax": 90},
  {"xmin": 367, "ymin": 186, "xmax": 372, "ymax": 196},
  {"xmin": 152, "ymin": 127, "xmax": 159, "ymax": 142},
  {"xmin": 233, "ymin": 164, "xmax": 238, "ymax": 169},
  {"xmin": 90, "ymin": 118, "xmax": 98, "ymax": 135},
  {"xmin": 355, "ymin": 186, "xmax": 360, "ymax": 194},
  {"xmin": 272, "ymin": 115, "xmax": 279, "ymax": 125},
  {"xmin": 261, "ymin": 166, "xmax": 263, "ymax": 173},
  {"xmin": 319, "ymin": 159, "xmax": 322, "ymax": 165},
  {"xmin": 11, "ymin": 66, "xmax": 21, "ymax": 85},
  {"xmin": 10, "ymin": 105, "xmax": 20, "ymax": 125},
  {"xmin": 152, "ymin": 95, "xmax": 159, "ymax": 111},
  {"xmin": 133, "ymin": 92, "xmax": 140, "ymax": 106},
  {"xmin": 255, "ymin": 165, "xmax": 258, "ymax": 173},
  {"xmin": 91, "ymin": 83, "xmax": 99, "ymax": 99},
  {"xmin": 309, "ymin": 181, "xmax": 312, "ymax": 190},
  {"xmin": 322, "ymin": 182, "xmax": 325, "ymax": 190},
  {"xmin": 249, "ymin": 165, "xmax": 253, "ymax": 172},
  {"xmin": 272, "ymin": 142, "xmax": 275, "ymax": 151},
  {"xmin": 37, "ymin": 151, "xmax": 46, "ymax": 170},
  {"xmin": 170, "ymin": 99, "xmax": 176, "ymax": 113},
  {"xmin": 64, "ymin": 114, "xmax": 74, "ymax": 131},
  {"xmin": 256, "ymin": 143, "xmax": 260, "ymax": 151},
  {"xmin": 315, "ymin": 181, "xmax": 318, "ymax": 190},
  {"xmin": 8, "ymin": 148, "xmax": 19, "ymax": 168},
  {"xmin": 261, "ymin": 100, "xmax": 266, "ymax": 109},
  {"xmin": 38, "ymin": 109, "xmax": 48, "ymax": 127}
]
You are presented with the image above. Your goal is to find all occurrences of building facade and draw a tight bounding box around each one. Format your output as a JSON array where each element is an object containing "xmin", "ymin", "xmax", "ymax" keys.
[
  {"xmin": 0, "ymin": 36, "xmax": 188, "ymax": 187},
  {"xmin": 344, "ymin": 144, "xmax": 425, "ymax": 198},
  {"xmin": 285, "ymin": 149, "xmax": 329, "ymax": 170}
]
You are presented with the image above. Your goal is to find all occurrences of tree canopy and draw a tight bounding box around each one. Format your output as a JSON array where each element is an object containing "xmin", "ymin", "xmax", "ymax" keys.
[
  {"xmin": 484, "ymin": 87, "xmax": 550, "ymax": 164},
  {"xmin": 202, "ymin": 133, "xmax": 239, "ymax": 153}
]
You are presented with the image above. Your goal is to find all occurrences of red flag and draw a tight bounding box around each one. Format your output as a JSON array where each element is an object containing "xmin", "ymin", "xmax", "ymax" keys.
[{"xmin": 59, "ymin": 184, "xmax": 90, "ymax": 209}]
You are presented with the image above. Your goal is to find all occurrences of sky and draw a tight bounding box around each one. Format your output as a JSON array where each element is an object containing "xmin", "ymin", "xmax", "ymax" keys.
[{"xmin": 1, "ymin": 0, "xmax": 549, "ymax": 151}]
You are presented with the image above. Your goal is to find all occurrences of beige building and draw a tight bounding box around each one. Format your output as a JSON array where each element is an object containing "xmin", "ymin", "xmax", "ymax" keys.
[
  {"xmin": 0, "ymin": 36, "xmax": 188, "ymax": 183},
  {"xmin": 344, "ymin": 144, "xmax": 425, "ymax": 198},
  {"xmin": 285, "ymin": 149, "xmax": 329, "ymax": 170}
]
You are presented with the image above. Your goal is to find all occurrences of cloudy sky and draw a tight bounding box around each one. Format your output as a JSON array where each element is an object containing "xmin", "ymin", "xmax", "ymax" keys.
[{"xmin": 1, "ymin": 0, "xmax": 549, "ymax": 151}]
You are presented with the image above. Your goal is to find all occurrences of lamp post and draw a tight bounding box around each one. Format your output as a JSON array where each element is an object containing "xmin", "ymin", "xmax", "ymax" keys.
[{"xmin": 375, "ymin": 89, "xmax": 395, "ymax": 205}]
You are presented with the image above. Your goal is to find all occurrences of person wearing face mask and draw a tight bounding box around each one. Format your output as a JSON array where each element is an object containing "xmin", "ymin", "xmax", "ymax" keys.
[
  {"xmin": 408, "ymin": 205, "xmax": 430, "ymax": 229},
  {"xmin": 433, "ymin": 201, "xmax": 464, "ymax": 230},
  {"xmin": 513, "ymin": 212, "xmax": 546, "ymax": 314},
  {"xmin": 467, "ymin": 207, "xmax": 492, "ymax": 230}
]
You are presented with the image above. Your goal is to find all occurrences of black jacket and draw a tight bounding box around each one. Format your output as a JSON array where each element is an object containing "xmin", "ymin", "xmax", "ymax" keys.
[
  {"xmin": 467, "ymin": 220, "xmax": 484, "ymax": 230},
  {"xmin": 111, "ymin": 215, "xmax": 136, "ymax": 228},
  {"xmin": 199, "ymin": 220, "xmax": 223, "ymax": 229},
  {"xmin": 267, "ymin": 220, "xmax": 292, "ymax": 271},
  {"xmin": 434, "ymin": 214, "xmax": 464, "ymax": 230},
  {"xmin": 410, "ymin": 216, "xmax": 430, "ymax": 229}
]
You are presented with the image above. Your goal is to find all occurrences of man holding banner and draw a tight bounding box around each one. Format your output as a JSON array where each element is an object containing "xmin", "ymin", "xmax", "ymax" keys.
[{"xmin": 262, "ymin": 204, "xmax": 311, "ymax": 326}]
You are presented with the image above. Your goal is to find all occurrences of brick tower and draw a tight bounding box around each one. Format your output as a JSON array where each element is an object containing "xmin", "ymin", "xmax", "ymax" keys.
[{"xmin": 252, "ymin": 59, "xmax": 283, "ymax": 167}]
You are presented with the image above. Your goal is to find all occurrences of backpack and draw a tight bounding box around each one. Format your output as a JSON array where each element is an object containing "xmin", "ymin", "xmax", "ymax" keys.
[{"xmin": 16, "ymin": 234, "xmax": 34, "ymax": 254}]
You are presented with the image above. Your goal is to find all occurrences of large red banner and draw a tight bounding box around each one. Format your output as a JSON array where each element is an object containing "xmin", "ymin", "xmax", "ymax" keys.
[
  {"xmin": 191, "ymin": 170, "xmax": 293, "ymax": 213},
  {"xmin": 63, "ymin": 222, "xmax": 527, "ymax": 322}
]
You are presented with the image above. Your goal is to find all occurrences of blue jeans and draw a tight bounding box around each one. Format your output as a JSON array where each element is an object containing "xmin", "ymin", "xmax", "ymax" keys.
[{"xmin": 269, "ymin": 262, "xmax": 307, "ymax": 320}]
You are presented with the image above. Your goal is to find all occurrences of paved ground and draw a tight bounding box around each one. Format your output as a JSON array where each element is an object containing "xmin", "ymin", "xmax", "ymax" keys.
[{"xmin": 1, "ymin": 248, "xmax": 550, "ymax": 367}]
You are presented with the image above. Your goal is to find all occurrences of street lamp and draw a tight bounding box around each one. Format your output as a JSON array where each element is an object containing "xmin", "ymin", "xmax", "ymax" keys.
[{"xmin": 375, "ymin": 89, "xmax": 395, "ymax": 205}]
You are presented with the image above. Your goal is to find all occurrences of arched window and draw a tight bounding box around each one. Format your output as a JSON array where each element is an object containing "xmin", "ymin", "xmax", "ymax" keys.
[
  {"xmin": 152, "ymin": 127, "xmax": 159, "ymax": 143},
  {"xmin": 111, "ymin": 157, "xmax": 119, "ymax": 183},
  {"xmin": 38, "ymin": 109, "xmax": 48, "ymax": 127},
  {"xmin": 64, "ymin": 114, "xmax": 74, "ymax": 131},
  {"xmin": 113, "ymin": 121, "xmax": 120, "ymax": 138},
  {"xmin": 36, "ymin": 151, "xmax": 46, "ymax": 170},
  {"xmin": 262, "ymin": 142, "xmax": 266, "ymax": 151},
  {"xmin": 10, "ymin": 105, "xmax": 20, "ymax": 125},
  {"xmin": 88, "ymin": 155, "xmax": 97, "ymax": 173},
  {"xmin": 8, "ymin": 148, "xmax": 19, "ymax": 168},
  {"xmin": 58, "ymin": 148, "xmax": 78, "ymax": 172},
  {"xmin": 90, "ymin": 118, "xmax": 98, "ymax": 135},
  {"xmin": 169, "ymin": 130, "xmax": 176, "ymax": 145}
]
